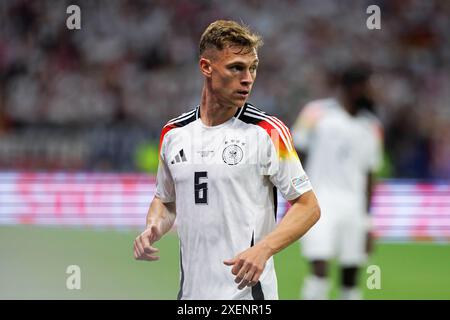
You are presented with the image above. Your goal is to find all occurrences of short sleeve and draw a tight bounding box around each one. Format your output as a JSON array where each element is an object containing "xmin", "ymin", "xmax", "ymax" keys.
[
  {"xmin": 155, "ymin": 129, "xmax": 176, "ymax": 203},
  {"xmin": 359, "ymin": 112, "xmax": 384, "ymax": 173},
  {"xmin": 259, "ymin": 119, "xmax": 313, "ymax": 201}
]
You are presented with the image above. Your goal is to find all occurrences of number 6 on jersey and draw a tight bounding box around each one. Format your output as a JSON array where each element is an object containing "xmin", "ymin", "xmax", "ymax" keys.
[{"xmin": 194, "ymin": 171, "xmax": 208, "ymax": 204}]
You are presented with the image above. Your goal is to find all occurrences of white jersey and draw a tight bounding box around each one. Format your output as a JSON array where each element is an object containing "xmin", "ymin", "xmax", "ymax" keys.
[
  {"xmin": 291, "ymin": 98, "xmax": 383, "ymax": 215},
  {"xmin": 156, "ymin": 103, "xmax": 313, "ymax": 300}
]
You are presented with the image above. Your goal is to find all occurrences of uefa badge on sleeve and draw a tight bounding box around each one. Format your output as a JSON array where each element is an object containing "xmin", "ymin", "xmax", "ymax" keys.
[{"xmin": 291, "ymin": 174, "xmax": 310, "ymax": 192}]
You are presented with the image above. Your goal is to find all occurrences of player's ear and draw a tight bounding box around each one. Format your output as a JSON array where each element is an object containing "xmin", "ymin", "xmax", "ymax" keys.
[{"xmin": 199, "ymin": 57, "xmax": 212, "ymax": 78}]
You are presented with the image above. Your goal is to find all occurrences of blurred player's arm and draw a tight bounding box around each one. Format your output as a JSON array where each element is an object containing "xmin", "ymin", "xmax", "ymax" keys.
[
  {"xmin": 366, "ymin": 172, "xmax": 375, "ymax": 254},
  {"xmin": 134, "ymin": 197, "xmax": 176, "ymax": 261},
  {"xmin": 291, "ymin": 104, "xmax": 315, "ymax": 166},
  {"xmin": 292, "ymin": 120, "xmax": 309, "ymax": 165},
  {"xmin": 296, "ymin": 149, "xmax": 308, "ymax": 167},
  {"xmin": 366, "ymin": 172, "xmax": 374, "ymax": 214},
  {"xmin": 224, "ymin": 191, "xmax": 320, "ymax": 289},
  {"xmin": 365, "ymin": 119, "xmax": 383, "ymax": 255}
]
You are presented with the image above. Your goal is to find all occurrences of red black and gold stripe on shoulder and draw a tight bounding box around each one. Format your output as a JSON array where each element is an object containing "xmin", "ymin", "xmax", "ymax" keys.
[
  {"xmin": 240, "ymin": 103, "xmax": 297, "ymax": 159},
  {"xmin": 159, "ymin": 107, "xmax": 199, "ymax": 152}
]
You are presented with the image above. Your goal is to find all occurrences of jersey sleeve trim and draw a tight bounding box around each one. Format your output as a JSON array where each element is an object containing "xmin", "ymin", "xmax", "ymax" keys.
[
  {"xmin": 159, "ymin": 124, "xmax": 176, "ymax": 154},
  {"xmin": 159, "ymin": 107, "xmax": 198, "ymax": 153},
  {"xmin": 241, "ymin": 104, "xmax": 297, "ymax": 159}
]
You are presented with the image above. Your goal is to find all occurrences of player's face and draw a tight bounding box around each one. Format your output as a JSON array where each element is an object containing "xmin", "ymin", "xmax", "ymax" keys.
[
  {"xmin": 351, "ymin": 81, "xmax": 374, "ymax": 111},
  {"xmin": 209, "ymin": 46, "xmax": 259, "ymax": 107}
]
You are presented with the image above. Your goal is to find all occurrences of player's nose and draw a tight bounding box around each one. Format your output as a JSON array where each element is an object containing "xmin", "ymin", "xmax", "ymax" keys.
[{"xmin": 240, "ymin": 70, "xmax": 253, "ymax": 87}]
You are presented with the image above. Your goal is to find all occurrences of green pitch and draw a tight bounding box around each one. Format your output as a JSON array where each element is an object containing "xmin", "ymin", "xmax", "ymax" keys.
[{"xmin": 0, "ymin": 225, "xmax": 449, "ymax": 299}]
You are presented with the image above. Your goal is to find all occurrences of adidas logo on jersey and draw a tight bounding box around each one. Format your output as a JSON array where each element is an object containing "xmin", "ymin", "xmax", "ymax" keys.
[{"xmin": 171, "ymin": 149, "xmax": 187, "ymax": 164}]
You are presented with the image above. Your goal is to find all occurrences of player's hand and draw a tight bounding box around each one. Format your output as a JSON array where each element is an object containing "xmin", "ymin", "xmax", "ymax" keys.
[
  {"xmin": 366, "ymin": 231, "xmax": 375, "ymax": 255},
  {"xmin": 223, "ymin": 243, "xmax": 273, "ymax": 290},
  {"xmin": 134, "ymin": 224, "xmax": 162, "ymax": 261}
]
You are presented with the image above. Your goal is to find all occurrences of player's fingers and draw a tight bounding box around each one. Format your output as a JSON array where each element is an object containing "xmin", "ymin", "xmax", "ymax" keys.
[
  {"xmin": 247, "ymin": 266, "xmax": 263, "ymax": 286},
  {"xmin": 134, "ymin": 242, "xmax": 143, "ymax": 259},
  {"xmin": 223, "ymin": 258, "xmax": 236, "ymax": 266},
  {"xmin": 231, "ymin": 259, "xmax": 244, "ymax": 276},
  {"xmin": 134, "ymin": 241, "xmax": 141, "ymax": 257},
  {"xmin": 135, "ymin": 237, "xmax": 144, "ymax": 256},
  {"xmin": 141, "ymin": 231, "xmax": 152, "ymax": 249},
  {"xmin": 139, "ymin": 235, "xmax": 149, "ymax": 253},
  {"xmin": 238, "ymin": 265, "xmax": 256, "ymax": 288},
  {"xmin": 246, "ymin": 267, "xmax": 260, "ymax": 287},
  {"xmin": 238, "ymin": 269, "xmax": 255, "ymax": 290},
  {"xmin": 134, "ymin": 237, "xmax": 159, "ymax": 261},
  {"xmin": 136, "ymin": 252, "xmax": 160, "ymax": 261},
  {"xmin": 234, "ymin": 261, "xmax": 250, "ymax": 283},
  {"xmin": 144, "ymin": 245, "xmax": 159, "ymax": 254},
  {"xmin": 146, "ymin": 253, "xmax": 160, "ymax": 261},
  {"xmin": 238, "ymin": 279, "xmax": 249, "ymax": 290}
]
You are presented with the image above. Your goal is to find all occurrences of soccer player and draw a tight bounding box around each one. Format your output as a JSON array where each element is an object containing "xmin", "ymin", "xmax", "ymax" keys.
[
  {"xmin": 291, "ymin": 65, "xmax": 383, "ymax": 300},
  {"xmin": 133, "ymin": 20, "xmax": 320, "ymax": 300}
]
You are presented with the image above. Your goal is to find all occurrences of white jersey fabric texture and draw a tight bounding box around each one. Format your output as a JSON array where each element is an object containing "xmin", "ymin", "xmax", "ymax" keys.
[
  {"xmin": 291, "ymin": 98, "xmax": 383, "ymax": 265},
  {"xmin": 156, "ymin": 103, "xmax": 313, "ymax": 300}
]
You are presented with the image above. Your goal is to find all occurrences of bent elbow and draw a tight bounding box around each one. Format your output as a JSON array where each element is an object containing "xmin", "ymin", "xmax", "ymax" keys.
[{"xmin": 312, "ymin": 203, "xmax": 321, "ymax": 224}]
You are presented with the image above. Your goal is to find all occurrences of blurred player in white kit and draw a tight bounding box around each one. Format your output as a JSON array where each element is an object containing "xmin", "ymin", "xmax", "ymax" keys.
[{"xmin": 291, "ymin": 65, "xmax": 384, "ymax": 300}]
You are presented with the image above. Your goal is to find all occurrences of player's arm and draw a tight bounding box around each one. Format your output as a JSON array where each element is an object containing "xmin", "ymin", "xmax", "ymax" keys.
[
  {"xmin": 134, "ymin": 196, "xmax": 176, "ymax": 261},
  {"xmin": 224, "ymin": 115, "xmax": 319, "ymax": 289},
  {"xmin": 224, "ymin": 191, "xmax": 320, "ymax": 289},
  {"xmin": 261, "ymin": 190, "xmax": 320, "ymax": 255},
  {"xmin": 365, "ymin": 172, "xmax": 375, "ymax": 254},
  {"xmin": 134, "ymin": 124, "xmax": 177, "ymax": 261},
  {"xmin": 366, "ymin": 172, "xmax": 374, "ymax": 213},
  {"xmin": 365, "ymin": 119, "xmax": 383, "ymax": 254}
]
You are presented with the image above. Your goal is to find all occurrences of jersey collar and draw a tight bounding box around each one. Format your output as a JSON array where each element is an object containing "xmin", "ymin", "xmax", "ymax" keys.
[{"xmin": 196, "ymin": 103, "xmax": 248, "ymax": 120}]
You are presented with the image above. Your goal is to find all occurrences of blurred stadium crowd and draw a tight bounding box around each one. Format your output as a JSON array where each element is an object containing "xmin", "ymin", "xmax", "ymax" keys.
[{"xmin": 0, "ymin": 0, "xmax": 449, "ymax": 178}]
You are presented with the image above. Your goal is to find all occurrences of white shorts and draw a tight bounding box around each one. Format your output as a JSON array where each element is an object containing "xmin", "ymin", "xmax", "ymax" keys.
[{"xmin": 300, "ymin": 202, "xmax": 368, "ymax": 266}]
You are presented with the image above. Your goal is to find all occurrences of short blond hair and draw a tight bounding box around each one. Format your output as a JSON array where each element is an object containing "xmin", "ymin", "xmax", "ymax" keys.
[{"xmin": 199, "ymin": 20, "xmax": 263, "ymax": 56}]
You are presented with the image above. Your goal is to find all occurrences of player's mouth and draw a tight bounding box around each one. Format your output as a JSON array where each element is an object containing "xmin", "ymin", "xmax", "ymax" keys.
[{"xmin": 236, "ymin": 90, "xmax": 249, "ymax": 98}]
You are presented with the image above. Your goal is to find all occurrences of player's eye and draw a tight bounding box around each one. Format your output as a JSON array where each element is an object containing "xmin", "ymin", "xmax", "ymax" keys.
[
  {"xmin": 250, "ymin": 65, "xmax": 258, "ymax": 72},
  {"xmin": 229, "ymin": 65, "xmax": 244, "ymax": 72}
]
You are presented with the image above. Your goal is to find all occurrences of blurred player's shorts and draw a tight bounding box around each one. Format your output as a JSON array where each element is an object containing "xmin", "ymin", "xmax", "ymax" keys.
[{"xmin": 300, "ymin": 202, "xmax": 368, "ymax": 266}]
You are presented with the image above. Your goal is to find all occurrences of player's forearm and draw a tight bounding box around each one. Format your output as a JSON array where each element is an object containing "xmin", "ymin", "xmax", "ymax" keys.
[
  {"xmin": 146, "ymin": 196, "xmax": 176, "ymax": 235},
  {"xmin": 366, "ymin": 172, "xmax": 374, "ymax": 214},
  {"xmin": 259, "ymin": 191, "xmax": 320, "ymax": 257}
]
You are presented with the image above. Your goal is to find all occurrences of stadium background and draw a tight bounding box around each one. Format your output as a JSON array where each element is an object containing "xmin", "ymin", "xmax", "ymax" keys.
[{"xmin": 0, "ymin": 0, "xmax": 449, "ymax": 299}]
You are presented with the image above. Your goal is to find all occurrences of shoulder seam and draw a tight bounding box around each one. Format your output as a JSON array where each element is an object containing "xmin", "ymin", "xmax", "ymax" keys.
[
  {"xmin": 242, "ymin": 107, "xmax": 294, "ymax": 152},
  {"xmin": 166, "ymin": 109, "xmax": 196, "ymax": 124},
  {"xmin": 246, "ymin": 105, "xmax": 293, "ymax": 140},
  {"xmin": 164, "ymin": 107, "xmax": 198, "ymax": 128}
]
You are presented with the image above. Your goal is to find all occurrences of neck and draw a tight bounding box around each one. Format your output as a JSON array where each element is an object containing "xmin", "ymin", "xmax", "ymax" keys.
[
  {"xmin": 200, "ymin": 84, "xmax": 240, "ymax": 126},
  {"xmin": 337, "ymin": 93, "xmax": 357, "ymax": 117}
]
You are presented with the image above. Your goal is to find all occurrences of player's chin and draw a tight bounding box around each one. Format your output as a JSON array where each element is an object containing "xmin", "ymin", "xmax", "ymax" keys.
[
  {"xmin": 238, "ymin": 91, "xmax": 250, "ymax": 99},
  {"xmin": 231, "ymin": 96, "xmax": 248, "ymax": 106}
]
